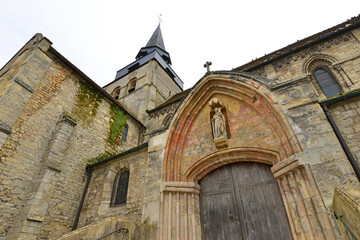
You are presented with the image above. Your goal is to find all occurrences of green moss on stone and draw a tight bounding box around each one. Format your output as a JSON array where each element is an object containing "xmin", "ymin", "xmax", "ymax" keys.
[
  {"xmin": 319, "ymin": 88, "xmax": 360, "ymax": 102},
  {"xmin": 108, "ymin": 104, "xmax": 127, "ymax": 145},
  {"xmin": 87, "ymin": 152, "xmax": 113, "ymax": 164},
  {"xmin": 73, "ymin": 81, "xmax": 102, "ymax": 127}
]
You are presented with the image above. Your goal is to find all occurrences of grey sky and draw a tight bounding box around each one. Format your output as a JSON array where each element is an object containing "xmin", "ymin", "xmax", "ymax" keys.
[{"xmin": 1, "ymin": 1, "xmax": 359, "ymax": 89}]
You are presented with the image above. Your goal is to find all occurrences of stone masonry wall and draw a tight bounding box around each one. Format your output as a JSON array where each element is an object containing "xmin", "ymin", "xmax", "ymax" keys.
[
  {"xmin": 104, "ymin": 60, "xmax": 182, "ymax": 123},
  {"xmin": 78, "ymin": 148, "xmax": 148, "ymax": 228},
  {"xmin": 271, "ymin": 83, "xmax": 357, "ymax": 209},
  {"xmin": 329, "ymin": 96, "xmax": 360, "ymax": 167},
  {"xmin": 151, "ymin": 61, "xmax": 182, "ymax": 104},
  {"xmin": 249, "ymin": 29, "xmax": 360, "ymax": 97},
  {"xmin": 244, "ymin": 28, "xmax": 360, "ymax": 208},
  {"xmin": 0, "ymin": 38, "xmax": 143, "ymax": 239}
]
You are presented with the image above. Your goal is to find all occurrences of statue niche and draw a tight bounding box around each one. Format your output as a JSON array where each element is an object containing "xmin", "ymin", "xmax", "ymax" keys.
[{"xmin": 209, "ymin": 98, "xmax": 230, "ymax": 149}]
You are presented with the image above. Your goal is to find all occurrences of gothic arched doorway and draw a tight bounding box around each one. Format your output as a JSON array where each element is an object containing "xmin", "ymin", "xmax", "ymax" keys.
[{"xmin": 200, "ymin": 162, "xmax": 293, "ymax": 240}]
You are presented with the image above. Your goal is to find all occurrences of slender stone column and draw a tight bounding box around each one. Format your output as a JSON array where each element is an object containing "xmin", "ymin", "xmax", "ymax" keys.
[
  {"xmin": 272, "ymin": 157, "xmax": 336, "ymax": 240},
  {"xmin": 158, "ymin": 182, "xmax": 201, "ymax": 240},
  {"xmin": 333, "ymin": 65, "xmax": 353, "ymax": 87}
]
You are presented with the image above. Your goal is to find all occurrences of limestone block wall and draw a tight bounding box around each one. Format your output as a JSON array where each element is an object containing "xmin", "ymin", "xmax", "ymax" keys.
[
  {"xmin": 104, "ymin": 63, "xmax": 150, "ymax": 99},
  {"xmin": 105, "ymin": 62, "xmax": 156, "ymax": 123},
  {"xmin": 104, "ymin": 60, "xmax": 182, "ymax": 123},
  {"xmin": 0, "ymin": 37, "xmax": 143, "ymax": 239},
  {"xmin": 0, "ymin": 35, "xmax": 52, "ymax": 149},
  {"xmin": 248, "ymin": 29, "xmax": 360, "ymax": 92},
  {"xmin": 141, "ymin": 130, "xmax": 169, "ymax": 226},
  {"xmin": 246, "ymin": 29, "xmax": 360, "ymax": 208},
  {"xmin": 332, "ymin": 183, "xmax": 360, "ymax": 240},
  {"xmin": 146, "ymin": 101, "xmax": 181, "ymax": 135},
  {"xmin": 273, "ymin": 94, "xmax": 356, "ymax": 208},
  {"xmin": 328, "ymin": 96, "xmax": 360, "ymax": 167},
  {"xmin": 151, "ymin": 61, "xmax": 182, "ymax": 104},
  {"xmin": 105, "ymin": 60, "xmax": 181, "ymax": 102},
  {"xmin": 78, "ymin": 147, "xmax": 148, "ymax": 228}
]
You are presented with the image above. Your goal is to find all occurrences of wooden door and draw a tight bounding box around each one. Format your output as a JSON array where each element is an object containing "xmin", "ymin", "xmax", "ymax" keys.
[{"xmin": 200, "ymin": 162, "xmax": 293, "ymax": 240}]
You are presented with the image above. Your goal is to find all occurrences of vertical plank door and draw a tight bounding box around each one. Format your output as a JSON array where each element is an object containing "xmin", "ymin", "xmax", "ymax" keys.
[{"xmin": 200, "ymin": 162, "xmax": 293, "ymax": 240}]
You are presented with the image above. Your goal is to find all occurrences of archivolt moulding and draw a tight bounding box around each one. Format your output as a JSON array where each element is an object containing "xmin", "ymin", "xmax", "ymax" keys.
[{"xmin": 184, "ymin": 147, "xmax": 280, "ymax": 182}]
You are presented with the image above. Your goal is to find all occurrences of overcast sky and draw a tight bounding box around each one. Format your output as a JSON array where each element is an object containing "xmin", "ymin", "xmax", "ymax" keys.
[{"xmin": 1, "ymin": 1, "xmax": 359, "ymax": 89}]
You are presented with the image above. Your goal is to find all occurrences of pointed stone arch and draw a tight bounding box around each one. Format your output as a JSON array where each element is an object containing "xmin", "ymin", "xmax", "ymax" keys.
[
  {"xmin": 158, "ymin": 73, "xmax": 337, "ymax": 240},
  {"xmin": 163, "ymin": 73, "xmax": 301, "ymax": 182}
]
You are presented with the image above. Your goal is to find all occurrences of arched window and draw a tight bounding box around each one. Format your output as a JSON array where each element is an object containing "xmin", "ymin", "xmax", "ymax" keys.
[
  {"xmin": 313, "ymin": 68, "xmax": 341, "ymax": 98},
  {"xmin": 122, "ymin": 125, "xmax": 128, "ymax": 142},
  {"xmin": 111, "ymin": 87, "xmax": 121, "ymax": 100},
  {"xmin": 128, "ymin": 78, "xmax": 136, "ymax": 93},
  {"xmin": 111, "ymin": 169, "xmax": 129, "ymax": 206}
]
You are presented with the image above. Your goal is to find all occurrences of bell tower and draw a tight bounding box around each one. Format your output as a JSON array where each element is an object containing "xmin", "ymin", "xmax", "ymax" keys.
[{"xmin": 103, "ymin": 25, "xmax": 183, "ymax": 123}]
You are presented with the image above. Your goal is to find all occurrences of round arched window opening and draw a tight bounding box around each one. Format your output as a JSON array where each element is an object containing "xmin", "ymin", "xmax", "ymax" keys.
[
  {"xmin": 313, "ymin": 68, "xmax": 341, "ymax": 98},
  {"xmin": 128, "ymin": 78, "xmax": 136, "ymax": 93},
  {"xmin": 111, "ymin": 87, "xmax": 121, "ymax": 100}
]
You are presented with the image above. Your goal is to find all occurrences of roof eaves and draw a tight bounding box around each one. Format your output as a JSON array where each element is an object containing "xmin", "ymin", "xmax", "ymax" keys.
[
  {"xmin": 320, "ymin": 89, "xmax": 360, "ymax": 106},
  {"xmin": 87, "ymin": 142, "xmax": 148, "ymax": 169},
  {"xmin": 106, "ymin": 49, "xmax": 183, "ymax": 90}
]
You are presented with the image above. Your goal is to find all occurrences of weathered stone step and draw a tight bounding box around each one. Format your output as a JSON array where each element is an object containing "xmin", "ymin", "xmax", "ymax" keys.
[{"xmin": 55, "ymin": 217, "xmax": 156, "ymax": 240}]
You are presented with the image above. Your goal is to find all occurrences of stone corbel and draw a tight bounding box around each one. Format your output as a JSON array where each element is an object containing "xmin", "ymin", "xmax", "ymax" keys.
[{"xmin": 271, "ymin": 156, "xmax": 336, "ymax": 240}]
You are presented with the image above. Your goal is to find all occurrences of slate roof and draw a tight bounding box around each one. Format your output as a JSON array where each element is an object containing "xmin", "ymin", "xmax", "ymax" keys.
[
  {"xmin": 146, "ymin": 25, "xmax": 166, "ymax": 50},
  {"xmin": 104, "ymin": 25, "xmax": 183, "ymax": 89},
  {"xmin": 234, "ymin": 14, "xmax": 360, "ymax": 72},
  {"xmin": 147, "ymin": 88, "xmax": 192, "ymax": 113}
]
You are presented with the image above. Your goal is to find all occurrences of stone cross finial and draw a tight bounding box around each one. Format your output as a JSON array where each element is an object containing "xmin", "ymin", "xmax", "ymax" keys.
[{"xmin": 204, "ymin": 61, "xmax": 212, "ymax": 72}]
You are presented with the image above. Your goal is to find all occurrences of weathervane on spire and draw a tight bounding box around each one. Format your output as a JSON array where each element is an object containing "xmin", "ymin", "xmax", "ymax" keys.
[{"xmin": 158, "ymin": 14, "xmax": 163, "ymax": 26}]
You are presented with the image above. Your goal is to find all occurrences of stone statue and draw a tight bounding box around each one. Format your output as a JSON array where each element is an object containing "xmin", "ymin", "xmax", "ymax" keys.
[{"xmin": 212, "ymin": 107, "xmax": 227, "ymax": 139}]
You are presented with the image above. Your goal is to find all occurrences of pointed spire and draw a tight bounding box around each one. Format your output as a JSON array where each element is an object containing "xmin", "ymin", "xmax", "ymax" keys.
[
  {"xmin": 145, "ymin": 25, "xmax": 166, "ymax": 50},
  {"xmin": 112, "ymin": 24, "xmax": 183, "ymax": 90},
  {"xmin": 135, "ymin": 25, "xmax": 171, "ymax": 65}
]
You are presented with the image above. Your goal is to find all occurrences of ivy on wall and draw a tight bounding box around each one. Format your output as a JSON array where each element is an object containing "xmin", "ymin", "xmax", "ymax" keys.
[
  {"xmin": 87, "ymin": 104, "xmax": 128, "ymax": 164},
  {"xmin": 73, "ymin": 81, "xmax": 102, "ymax": 127},
  {"xmin": 108, "ymin": 104, "xmax": 127, "ymax": 145}
]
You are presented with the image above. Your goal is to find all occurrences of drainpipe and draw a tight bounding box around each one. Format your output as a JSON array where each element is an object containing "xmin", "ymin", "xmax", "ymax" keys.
[
  {"xmin": 320, "ymin": 102, "xmax": 360, "ymax": 182},
  {"xmin": 72, "ymin": 165, "xmax": 92, "ymax": 230}
]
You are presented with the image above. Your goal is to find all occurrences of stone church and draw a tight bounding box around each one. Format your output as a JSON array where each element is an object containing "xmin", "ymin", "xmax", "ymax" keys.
[{"xmin": 0, "ymin": 15, "xmax": 360, "ymax": 240}]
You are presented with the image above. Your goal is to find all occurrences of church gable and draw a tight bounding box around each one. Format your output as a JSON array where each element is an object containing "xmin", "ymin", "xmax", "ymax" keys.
[{"xmin": 164, "ymin": 73, "xmax": 301, "ymax": 182}]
